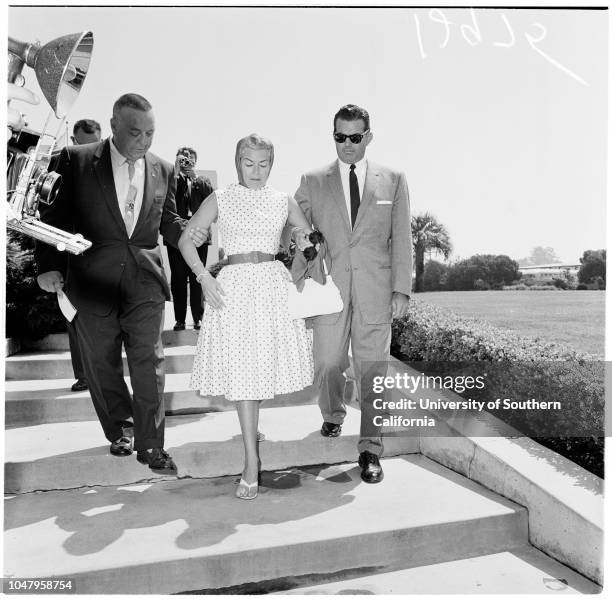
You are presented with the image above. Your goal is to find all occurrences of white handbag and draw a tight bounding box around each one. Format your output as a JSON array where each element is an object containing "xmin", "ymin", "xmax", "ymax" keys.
[{"xmin": 287, "ymin": 261, "xmax": 343, "ymax": 320}]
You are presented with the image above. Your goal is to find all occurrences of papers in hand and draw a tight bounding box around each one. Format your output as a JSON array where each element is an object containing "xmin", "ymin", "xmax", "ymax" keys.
[{"xmin": 57, "ymin": 290, "xmax": 77, "ymax": 322}]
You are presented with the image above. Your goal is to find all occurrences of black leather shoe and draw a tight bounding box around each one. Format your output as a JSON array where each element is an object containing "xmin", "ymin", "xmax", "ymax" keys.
[
  {"xmin": 137, "ymin": 448, "xmax": 177, "ymax": 474},
  {"xmin": 193, "ymin": 321, "xmax": 201, "ymax": 330},
  {"xmin": 71, "ymin": 378, "xmax": 88, "ymax": 392},
  {"xmin": 110, "ymin": 435, "xmax": 133, "ymax": 456},
  {"xmin": 173, "ymin": 322, "xmax": 186, "ymax": 331},
  {"xmin": 321, "ymin": 422, "xmax": 342, "ymax": 437},
  {"xmin": 358, "ymin": 451, "xmax": 384, "ymax": 484}
]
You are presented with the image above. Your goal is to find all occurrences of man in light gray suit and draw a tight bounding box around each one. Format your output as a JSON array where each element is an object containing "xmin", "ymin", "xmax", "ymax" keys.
[{"xmin": 293, "ymin": 104, "xmax": 412, "ymax": 483}]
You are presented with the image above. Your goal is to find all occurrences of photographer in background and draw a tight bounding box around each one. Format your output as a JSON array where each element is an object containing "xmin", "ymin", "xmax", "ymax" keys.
[{"xmin": 166, "ymin": 147, "xmax": 214, "ymax": 331}]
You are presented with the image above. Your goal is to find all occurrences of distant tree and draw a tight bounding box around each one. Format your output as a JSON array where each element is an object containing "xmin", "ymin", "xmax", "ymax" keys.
[
  {"xmin": 423, "ymin": 260, "xmax": 449, "ymax": 291},
  {"xmin": 518, "ymin": 246, "xmax": 562, "ymax": 266},
  {"xmin": 446, "ymin": 254, "xmax": 521, "ymax": 291},
  {"xmin": 412, "ymin": 213, "xmax": 452, "ymax": 293},
  {"xmin": 578, "ymin": 249, "xmax": 606, "ymax": 288}
]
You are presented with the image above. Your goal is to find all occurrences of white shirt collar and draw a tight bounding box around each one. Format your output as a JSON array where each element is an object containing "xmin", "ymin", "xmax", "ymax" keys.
[
  {"xmin": 109, "ymin": 137, "xmax": 144, "ymax": 168},
  {"xmin": 337, "ymin": 157, "xmax": 367, "ymax": 175}
]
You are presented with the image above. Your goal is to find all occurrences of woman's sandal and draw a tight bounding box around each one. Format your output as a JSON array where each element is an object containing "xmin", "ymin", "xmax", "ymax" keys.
[{"xmin": 236, "ymin": 476, "xmax": 259, "ymax": 500}]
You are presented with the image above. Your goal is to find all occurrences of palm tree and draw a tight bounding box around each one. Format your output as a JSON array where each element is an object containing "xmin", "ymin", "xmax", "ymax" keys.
[{"xmin": 412, "ymin": 212, "xmax": 452, "ymax": 292}]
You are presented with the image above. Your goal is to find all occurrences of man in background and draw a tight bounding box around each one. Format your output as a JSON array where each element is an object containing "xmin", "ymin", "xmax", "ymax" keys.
[
  {"xmin": 66, "ymin": 119, "xmax": 102, "ymax": 392},
  {"xmin": 166, "ymin": 147, "xmax": 213, "ymax": 331},
  {"xmin": 71, "ymin": 118, "xmax": 101, "ymax": 146}
]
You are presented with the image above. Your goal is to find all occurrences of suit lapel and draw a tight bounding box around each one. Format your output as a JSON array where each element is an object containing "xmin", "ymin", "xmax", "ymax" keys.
[
  {"xmin": 325, "ymin": 162, "xmax": 351, "ymax": 232},
  {"xmin": 93, "ymin": 140, "xmax": 126, "ymax": 233},
  {"xmin": 353, "ymin": 162, "xmax": 380, "ymax": 231},
  {"xmin": 132, "ymin": 153, "xmax": 158, "ymax": 236}
]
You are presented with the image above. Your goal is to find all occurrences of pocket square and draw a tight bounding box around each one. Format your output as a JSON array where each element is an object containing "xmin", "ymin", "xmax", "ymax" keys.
[{"xmin": 376, "ymin": 200, "xmax": 392, "ymax": 205}]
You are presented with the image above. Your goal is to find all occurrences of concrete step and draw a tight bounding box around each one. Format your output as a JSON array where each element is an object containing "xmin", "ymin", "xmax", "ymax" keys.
[
  {"xmin": 3, "ymin": 456, "xmax": 529, "ymax": 594},
  {"xmin": 5, "ymin": 345, "xmax": 197, "ymax": 380},
  {"xmin": 4, "ymin": 404, "xmax": 417, "ymax": 494},
  {"xmin": 4, "ymin": 376, "xmax": 318, "ymax": 427},
  {"xmin": 269, "ymin": 545, "xmax": 600, "ymax": 595},
  {"xmin": 19, "ymin": 328, "xmax": 199, "ymax": 352}
]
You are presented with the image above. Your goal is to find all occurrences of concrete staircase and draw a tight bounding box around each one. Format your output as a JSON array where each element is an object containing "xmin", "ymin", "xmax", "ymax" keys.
[{"xmin": 3, "ymin": 304, "xmax": 600, "ymax": 594}]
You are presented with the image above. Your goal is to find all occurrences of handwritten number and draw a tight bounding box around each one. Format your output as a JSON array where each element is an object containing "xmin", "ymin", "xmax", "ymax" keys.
[
  {"xmin": 494, "ymin": 14, "xmax": 516, "ymax": 48},
  {"xmin": 525, "ymin": 23, "xmax": 588, "ymax": 86}
]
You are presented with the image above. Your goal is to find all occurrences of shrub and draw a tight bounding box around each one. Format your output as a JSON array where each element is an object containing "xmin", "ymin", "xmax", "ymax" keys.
[
  {"xmin": 391, "ymin": 300, "xmax": 603, "ymax": 477},
  {"xmin": 577, "ymin": 284, "xmax": 588, "ymax": 290},
  {"xmin": 552, "ymin": 277, "xmax": 568, "ymax": 290},
  {"xmin": 423, "ymin": 260, "xmax": 449, "ymax": 291},
  {"xmin": 526, "ymin": 285, "xmax": 560, "ymax": 291},
  {"xmin": 473, "ymin": 278, "xmax": 490, "ymax": 290},
  {"xmin": 6, "ymin": 230, "xmax": 66, "ymax": 340}
]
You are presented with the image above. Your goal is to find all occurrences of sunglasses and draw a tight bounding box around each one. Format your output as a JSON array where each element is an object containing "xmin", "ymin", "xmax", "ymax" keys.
[{"xmin": 333, "ymin": 130, "xmax": 369, "ymax": 144}]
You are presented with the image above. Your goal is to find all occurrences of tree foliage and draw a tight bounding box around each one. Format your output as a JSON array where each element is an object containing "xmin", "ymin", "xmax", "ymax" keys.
[
  {"xmin": 423, "ymin": 260, "xmax": 449, "ymax": 291},
  {"xmin": 412, "ymin": 212, "xmax": 452, "ymax": 293},
  {"xmin": 445, "ymin": 254, "xmax": 521, "ymax": 291},
  {"xmin": 518, "ymin": 246, "xmax": 562, "ymax": 266},
  {"xmin": 578, "ymin": 249, "xmax": 606, "ymax": 287}
]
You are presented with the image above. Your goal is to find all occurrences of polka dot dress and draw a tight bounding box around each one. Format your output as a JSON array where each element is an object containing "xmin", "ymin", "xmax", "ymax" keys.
[{"xmin": 190, "ymin": 183, "xmax": 314, "ymax": 401}]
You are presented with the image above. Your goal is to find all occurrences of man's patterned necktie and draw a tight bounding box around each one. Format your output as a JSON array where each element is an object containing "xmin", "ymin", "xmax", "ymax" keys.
[{"xmin": 124, "ymin": 159, "xmax": 136, "ymax": 234}]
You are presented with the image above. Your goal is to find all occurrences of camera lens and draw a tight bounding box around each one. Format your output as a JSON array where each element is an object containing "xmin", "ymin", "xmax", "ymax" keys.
[{"xmin": 35, "ymin": 171, "xmax": 62, "ymax": 205}]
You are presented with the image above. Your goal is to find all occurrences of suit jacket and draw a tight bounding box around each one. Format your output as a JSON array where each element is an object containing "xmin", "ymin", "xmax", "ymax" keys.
[
  {"xmin": 294, "ymin": 160, "xmax": 412, "ymax": 324},
  {"xmin": 163, "ymin": 173, "xmax": 214, "ymax": 245},
  {"xmin": 36, "ymin": 138, "xmax": 185, "ymax": 316}
]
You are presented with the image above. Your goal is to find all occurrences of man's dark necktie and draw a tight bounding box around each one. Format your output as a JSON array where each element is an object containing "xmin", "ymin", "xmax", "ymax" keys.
[{"xmin": 349, "ymin": 163, "xmax": 360, "ymax": 228}]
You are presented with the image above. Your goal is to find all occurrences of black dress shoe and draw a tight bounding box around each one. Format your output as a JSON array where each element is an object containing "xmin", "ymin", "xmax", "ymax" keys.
[
  {"xmin": 193, "ymin": 320, "xmax": 201, "ymax": 330},
  {"xmin": 137, "ymin": 448, "xmax": 177, "ymax": 474},
  {"xmin": 71, "ymin": 378, "xmax": 88, "ymax": 392},
  {"xmin": 321, "ymin": 422, "xmax": 342, "ymax": 437},
  {"xmin": 110, "ymin": 435, "xmax": 133, "ymax": 456},
  {"xmin": 358, "ymin": 451, "xmax": 384, "ymax": 484},
  {"xmin": 173, "ymin": 322, "xmax": 186, "ymax": 331}
]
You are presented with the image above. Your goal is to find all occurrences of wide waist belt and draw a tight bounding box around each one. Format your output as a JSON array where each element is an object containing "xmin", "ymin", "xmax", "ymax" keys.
[{"xmin": 227, "ymin": 252, "xmax": 275, "ymax": 265}]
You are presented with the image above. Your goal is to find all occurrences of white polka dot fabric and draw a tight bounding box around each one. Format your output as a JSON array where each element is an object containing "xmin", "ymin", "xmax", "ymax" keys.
[{"xmin": 190, "ymin": 183, "xmax": 314, "ymax": 401}]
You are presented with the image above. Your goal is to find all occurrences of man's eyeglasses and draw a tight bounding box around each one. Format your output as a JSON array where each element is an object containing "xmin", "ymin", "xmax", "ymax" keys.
[{"xmin": 333, "ymin": 130, "xmax": 369, "ymax": 144}]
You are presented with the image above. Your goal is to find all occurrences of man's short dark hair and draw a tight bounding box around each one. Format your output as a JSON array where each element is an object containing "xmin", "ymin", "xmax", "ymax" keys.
[
  {"xmin": 333, "ymin": 104, "xmax": 370, "ymax": 132},
  {"xmin": 177, "ymin": 146, "xmax": 197, "ymax": 162},
  {"xmin": 112, "ymin": 93, "xmax": 153, "ymax": 117},
  {"xmin": 73, "ymin": 119, "xmax": 101, "ymax": 136}
]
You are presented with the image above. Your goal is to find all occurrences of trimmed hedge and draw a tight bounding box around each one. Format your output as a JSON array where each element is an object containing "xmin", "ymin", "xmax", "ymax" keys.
[{"xmin": 391, "ymin": 300, "xmax": 604, "ymax": 477}]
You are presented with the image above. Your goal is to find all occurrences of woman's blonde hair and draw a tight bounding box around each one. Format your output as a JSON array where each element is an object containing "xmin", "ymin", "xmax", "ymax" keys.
[{"xmin": 234, "ymin": 134, "xmax": 275, "ymax": 174}]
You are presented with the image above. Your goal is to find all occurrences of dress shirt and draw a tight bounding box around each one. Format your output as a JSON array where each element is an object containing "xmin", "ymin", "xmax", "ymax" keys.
[
  {"xmin": 109, "ymin": 138, "xmax": 145, "ymax": 236},
  {"xmin": 338, "ymin": 158, "xmax": 367, "ymax": 228}
]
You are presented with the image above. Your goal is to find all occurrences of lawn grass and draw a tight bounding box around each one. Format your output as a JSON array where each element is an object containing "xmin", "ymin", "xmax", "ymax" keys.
[{"xmin": 415, "ymin": 290, "xmax": 605, "ymax": 357}]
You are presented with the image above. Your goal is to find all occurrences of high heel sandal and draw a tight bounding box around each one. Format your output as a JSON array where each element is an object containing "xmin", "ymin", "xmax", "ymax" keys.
[
  {"xmin": 235, "ymin": 460, "xmax": 262, "ymax": 500},
  {"xmin": 236, "ymin": 477, "xmax": 259, "ymax": 500}
]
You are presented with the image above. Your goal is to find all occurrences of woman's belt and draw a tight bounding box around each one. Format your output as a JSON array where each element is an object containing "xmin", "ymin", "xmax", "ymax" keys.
[{"xmin": 227, "ymin": 251, "xmax": 275, "ymax": 265}]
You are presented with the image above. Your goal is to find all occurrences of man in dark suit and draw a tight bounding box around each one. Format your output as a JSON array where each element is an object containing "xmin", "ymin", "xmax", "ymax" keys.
[
  {"xmin": 166, "ymin": 147, "xmax": 213, "ymax": 331},
  {"xmin": 36, "ymin": 93, "xmax": 185, "ymax": 473},
  {"xmin": 65, "ymin": 118, "xmax": 103, "ymax": 393}
]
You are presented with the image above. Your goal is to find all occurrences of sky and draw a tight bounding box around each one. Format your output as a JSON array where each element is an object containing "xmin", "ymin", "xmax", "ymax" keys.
[{"xmin": 7, "ymin": 3, "xmax": 609, "ymax": 264}]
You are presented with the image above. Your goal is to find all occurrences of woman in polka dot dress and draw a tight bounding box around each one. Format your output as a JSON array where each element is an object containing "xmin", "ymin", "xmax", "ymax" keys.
[{"xmin": 178, "ymin": 134, "xmax": 314, "ymax": 499}]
